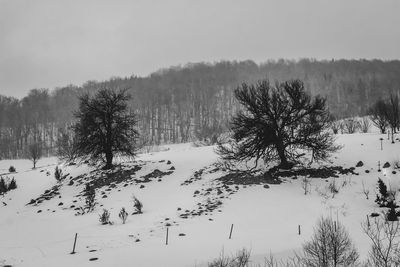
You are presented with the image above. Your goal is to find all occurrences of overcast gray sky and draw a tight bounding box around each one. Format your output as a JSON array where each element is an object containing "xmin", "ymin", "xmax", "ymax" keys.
[{"xmin": 1, "ymin": 0, "xmax": 399, "ymax": 98}]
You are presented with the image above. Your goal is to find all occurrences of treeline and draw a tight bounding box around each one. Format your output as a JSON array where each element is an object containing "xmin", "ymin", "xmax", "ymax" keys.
[{"xmin": 1, "ymin": 59, "xmax": 400, "ymax": 159}]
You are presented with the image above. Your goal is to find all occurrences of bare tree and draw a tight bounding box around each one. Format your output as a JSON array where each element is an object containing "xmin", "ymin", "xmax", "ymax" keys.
[
  {"xmin": 28, "ymin": 142, "xmax": 42, "ymax": 169},
  {"xmin": 360, "ymin": 117, "xmax": 371, "ymax": 133},
  {"xmin": 303, "ymin": 217, "xmax": 359, "ymax": 267},
  {"xmin": 362, "ymin": 217, "xmax": 400, "ymax": 267},
  {"xmin": 343, "ymin": 118, "xmax": 360, "ymax": 134},
  {"xmin": 217, "ymin": 79, "xmax": 339, "ymax": 170},
  {"xmin": 369, "ymin": 99, "xmax": 388, "ymax": 134}
]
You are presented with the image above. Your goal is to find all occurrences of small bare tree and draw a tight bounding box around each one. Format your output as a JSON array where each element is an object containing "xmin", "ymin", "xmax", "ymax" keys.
[
  {"xmin": 28, "ymin": 142, "xmax": 42, "ymax": 169},
  {"xmin": 362, "ymin": 180, "xmax": 370, "ymax": 200},
  {"xmin": 360, "ymin": 117, "xmax": 371, "ymax": 133},
  {"xmin": 303, "ymin": 217, "xmax": 359, "ymax": 267},
  {"xmin": 343, "ymin": 118, "xmax": 360, "ymax": 134},
  {"xmin": 362, "ymin": 217, "xmax": 400, "ymax": 267}
]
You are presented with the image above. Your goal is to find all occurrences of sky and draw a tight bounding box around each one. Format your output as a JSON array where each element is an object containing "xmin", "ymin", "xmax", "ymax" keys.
[{"xmin": 0, "ymin": 0, "xmax": 399, "ymax": 98}]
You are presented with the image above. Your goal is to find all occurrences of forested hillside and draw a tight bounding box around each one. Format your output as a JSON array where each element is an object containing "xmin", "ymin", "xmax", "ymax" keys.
[{"xmin": 1, "ymin": 59, "xmax": 400, "ymax": 159}]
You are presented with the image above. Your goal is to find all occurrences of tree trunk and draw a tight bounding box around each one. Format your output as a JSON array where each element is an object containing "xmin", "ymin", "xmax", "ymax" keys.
[
  {"xmin": 276, "ymin": 143, "xmax": 293, "ymax": 169},
  {"xmin": 105, "ymin": 151, "xmax": 113, "ymax": 169}
]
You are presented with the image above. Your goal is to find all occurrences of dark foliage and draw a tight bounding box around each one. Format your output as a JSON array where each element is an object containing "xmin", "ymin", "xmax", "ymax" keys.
[
  {"xmin": 54, "ymin": 166, "xmax": 63, "ymax": 182},
  {"xmin": 84, "ymin": 184, "xmax": 96, "ymax": 212},
  {"xmin": 73, "ymin": 88, "xmax": 139, "ymax": 169},
  {"xmin": 218, "ymin": 79, "xmax": 340, "ymax": 169},
  {"xmin": 387, "ymin": 202, "xmax": 398, "ymax": 221},
  {"xmin": 0, "ymin": 177, "xmax": 7, "ymax": 193},
  {"xmin": 8, "ymin": 166, "xmax": 16, "ymax": 173},
  {"xmin": 375, "ymin": 178, "xmax": 389, "ymax": 207},
  {"xmin": 8, "ymin": 178, "xmax": 17, "ymax": 190}
]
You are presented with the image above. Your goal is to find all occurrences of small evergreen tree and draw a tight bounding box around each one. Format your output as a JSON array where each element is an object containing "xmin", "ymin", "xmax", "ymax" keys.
[
  {"xmin": 0, "ymin": 177, "xmax": 7, "ymax": 194},
  {"xmin": 387, "ymin": 202, "xmax": 398, "ymax": 221},
  {"xmin": 54, "ymin": 166, "xmax": 63, "ymax": 182},
  {"xmin": 375, "ymin": 178, "xmax": 389, "ymax": 207},
  {"xmin": 8, "ymin": 178, "xmax": 17, "ymax": 190},
  {"xmin": 84, "ymin": 184, "xmax": 96, "ymax": 212}
]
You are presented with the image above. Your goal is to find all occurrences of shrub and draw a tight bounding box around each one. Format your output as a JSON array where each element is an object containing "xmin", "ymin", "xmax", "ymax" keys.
[
  {"xmin": 0, "ymin": 177, "xmax": 7, "ymax": 194},
  {"xmin": 119, "ymin": 207, "xmax": 128, "ymax": 224},
  {"xmin": 99, "ymin": 209, "xmax": 111, "ymax": 225},
  {"xmin": 54, "ymin": 166, "xmax": 63, "ymax": 182},
  {"xmin": 208, "ymin": 248, "xmax": 250, "ymax": 267},
  {"xmin": 360, "ymin": 117, "xmax": 371, "ymax": 133},
  {"xmin": 84, "ymin": 184, "xmax": 96, "ymax": 212},
  {"xmin": 343, "ymin": 118, "xmax": 360, "ymax": 134},
  {"xmin": 8, "ymin": 178, "xmax": 17, "ymax": 190},
  {"xmin": 330, "ymin": 121, "xmax": 341, "ymax": 135},
  {"xmin": 302, "ymin": 217, "xmax": 359, "ymax": 267},
  {"xmin": 8, "ymin": 166, "xmax": 16, "ymax": 173},
  {"xmin": 132, "ymin": 195, "xmax": 143, "ymax": 214}
]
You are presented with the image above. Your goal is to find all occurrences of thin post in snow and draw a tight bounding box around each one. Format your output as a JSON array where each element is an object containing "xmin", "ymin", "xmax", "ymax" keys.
[
  {"xmin": 229, "ymin": 224, "xmax": 234, "ymax": 239},
  {"xmin": 366, "ymin": 214, "xmax": 370, "ymax": 228},
  {"xmin": 380, "ymin": 138, "xmax": 383, "ymax": 150},
  {"xmin": 166, "ymin": 227, "xmax": 169, "ymax": 245},
  {"xmin": 298, "ymin": 225, "xmax": 301, "ymax": 235},
  {"xmin": 71, "ymin": 233, "xmax": 78, "ymax": 254}
]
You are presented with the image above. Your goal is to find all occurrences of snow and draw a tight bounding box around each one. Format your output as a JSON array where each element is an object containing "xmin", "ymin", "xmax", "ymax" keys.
[{"xmin": 1, "ymin": 132, "xmax": 399, "ymax": 266}]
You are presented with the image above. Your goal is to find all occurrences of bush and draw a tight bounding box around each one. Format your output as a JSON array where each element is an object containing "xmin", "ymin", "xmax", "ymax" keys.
[
  {"xmin": 360, "ymin": 117, "xmax": 371, "ymax": 133},
  {"xmin": 8, "ymin": 166, "xmax": 16, "ymax": 173},
  {"xmin": 99, "ymin": 209, "xmax": 111, "ymax": 225},
  {"xmin": 208, "ymin": 248, "xmax": 250, "ymax": 267},
  {"xmin": 132, "ymin": 195, "xmax": 143, "ymax": 214},
  {"xmin": 54, "ymin": 166, "xmax": 63, "ymax": 182},
  {"xmin": 343, "ymin": 118, "xmax": 360, "ymax": 134},
  {"xmin": 302, "ymin": 217, "xmax": 359, "ymax": 267},
  {"xmin": 119, "ymin": 207, "xmax": 128, "ymax": 224}
]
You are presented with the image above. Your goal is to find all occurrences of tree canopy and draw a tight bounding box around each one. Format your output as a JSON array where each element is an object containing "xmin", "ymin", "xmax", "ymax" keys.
[
  {"xmin": 73, "ymin": 88, "xmax": 139, "ymax": 169},
  {"xmin": 218, "ymin": 79, "xmax": 339, "ymax": 169}
]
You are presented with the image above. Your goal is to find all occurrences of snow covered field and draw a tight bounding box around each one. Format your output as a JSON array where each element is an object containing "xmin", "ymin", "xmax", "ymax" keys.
[{"xmin": 0, "ymin": 131, "xmax": 399, "ymax": 267}]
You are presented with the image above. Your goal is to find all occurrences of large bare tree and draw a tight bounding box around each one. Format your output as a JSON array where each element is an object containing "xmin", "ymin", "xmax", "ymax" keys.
[{"xmin": 218, "ymin": 79, "xmax": 339, "ymax": 169}]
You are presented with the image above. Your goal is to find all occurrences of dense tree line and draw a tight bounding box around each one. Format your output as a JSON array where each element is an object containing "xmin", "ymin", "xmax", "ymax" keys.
[{"xmin": 0, "ymin": 59, "xmax": 400, "ymax": 159}]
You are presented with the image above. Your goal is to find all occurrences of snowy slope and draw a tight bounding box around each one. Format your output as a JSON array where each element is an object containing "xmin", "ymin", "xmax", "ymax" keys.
[{"xmin": 0, "ymin": 132, "xmax": 399, "ymax": 267}]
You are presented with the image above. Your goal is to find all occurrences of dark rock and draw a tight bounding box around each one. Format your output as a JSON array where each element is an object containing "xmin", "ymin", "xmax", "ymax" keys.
[
  {"xmin": 169, "ymin": 166, "xmax": 175, "ymax": 170},
  {"xmin": 37, "ymin": 210, "xmax": 42, "ymax": 213},
  {"xmin": 178, "ymin": 233, "xmax": 186, "ymax": 236},
  {"xmin": 58, "ymin": 202, "xmax": 63, "ymax": 206},
  {"xmin": 356, "ymin": 161, "xmax": 364, "ymax": 167},
  {"xmin": 140, "ymin": 185, "xmax": 145, "ymax": 189},
  {"xmin": 263, "ymin": 184, "xmax": 270, "ymax": 189},
  {"xmin": 89, "ymin": 258, "xmax": 98, "ymax": 261},
  {"xmin": 371, "ymin": 213, "xmax": 380, "ymax": 217},
  {"xmin": 383, "ymin": 162, "xmax": 391, "ymax": 168},
  {"xmin": 167, "ymin": 160, "xmax": 172, "ymax": 165},
  {"xmin": 365, "ymin": 170, "xmax": 370, "ymax": 173},
  {"xmin": 393, "ymin": 171, "xmax": 397, "ymax": 174}
]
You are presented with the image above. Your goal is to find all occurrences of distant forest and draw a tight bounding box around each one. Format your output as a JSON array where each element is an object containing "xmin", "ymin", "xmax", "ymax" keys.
[{"xmin": 1, "ymin": 59, "xmax": 400, "ymax": 159}]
